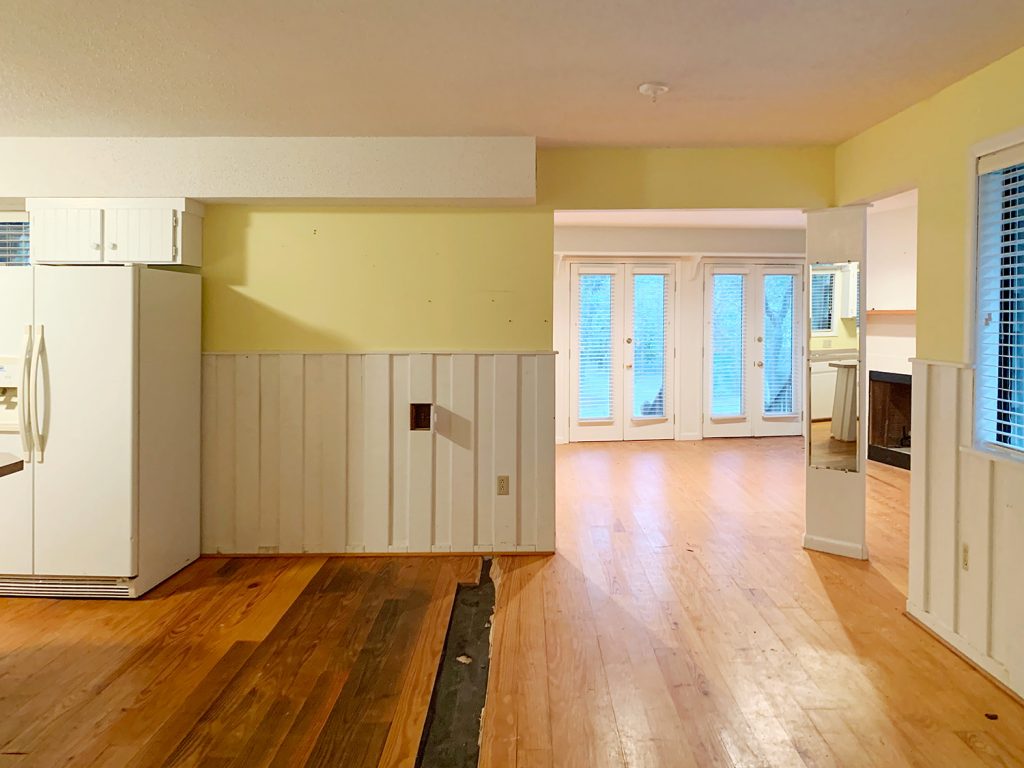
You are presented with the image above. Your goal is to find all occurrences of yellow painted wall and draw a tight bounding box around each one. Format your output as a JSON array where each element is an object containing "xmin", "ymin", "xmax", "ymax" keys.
[
  {"xmin": 809, "ymin": 319, "xmax": 859, "ymax": 352},
  {"xmin": 836, "ymin": 46, "xmax": 1024, "ymax": 362},
  {"xmin": 202, "ymin": 207, "xmax": 553, "ymax": 352},
  {"xmin": 203, "ymin": 147, "xmax": 836, "ymax": 352},
  {"xmin": 538, "ymin": 146, "xmax": 834, "ymax": 210}
]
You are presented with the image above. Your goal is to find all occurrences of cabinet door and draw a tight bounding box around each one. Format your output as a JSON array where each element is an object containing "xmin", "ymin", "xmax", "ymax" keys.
[
  {"xmin": 106, "ymin": 209, "xmax": 177, "ymax": 263},
  {"xmin": 32, "ymin": 266, "xmax": 138, "ymax": 577},
  {"xmin": 30, "ymin": 209, "xmax": 104, "ymax": 264}
]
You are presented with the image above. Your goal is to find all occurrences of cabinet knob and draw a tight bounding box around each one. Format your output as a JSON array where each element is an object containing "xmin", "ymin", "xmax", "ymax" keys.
[
  {"xmin": 92, "ymin": 243, "xmax": 101, "ymax": 250},
  {"xmin": 109, "ymin": 243, "xmax": 118, "ymax": 250}
]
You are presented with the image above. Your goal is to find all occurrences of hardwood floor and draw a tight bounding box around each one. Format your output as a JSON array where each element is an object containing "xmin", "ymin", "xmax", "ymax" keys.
[
  {"xmin": 0, "ymin": 556, "xmax": 479, "ymax": 767},
  {"xmin": 481, "ymin": 438, "xmax": 1024, "ymax": 768},
  {"xmin": 2, "ymin": 438, "xmax": 1022, "ymax": 767}
]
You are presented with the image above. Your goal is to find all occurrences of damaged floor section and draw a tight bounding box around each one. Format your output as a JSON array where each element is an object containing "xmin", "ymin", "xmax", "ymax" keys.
[{"xmin": 417, "ymin": 559, "xmax": 497, "ymax": 768}]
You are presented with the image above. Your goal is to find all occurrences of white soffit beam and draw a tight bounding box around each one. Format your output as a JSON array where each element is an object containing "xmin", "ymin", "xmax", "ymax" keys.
[{"xmin": 0, "ymin": 137, "xmax": 536, "ymax": 204}]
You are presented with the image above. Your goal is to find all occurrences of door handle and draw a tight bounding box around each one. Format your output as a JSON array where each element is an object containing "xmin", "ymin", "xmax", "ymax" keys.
[
  {"xmin": 755, "ymin": 361, "xmax": 764, "ymax": 368},
  {"xmin": 626, "ymin": 363, "xmax": 633, "ymax": 369},
  {"xmin": 19, "ymin": 325, "xmax": 33, "ymax": 462},
  {"xmin": 30, "ymin": 324, "xmax": 45, "ymax": 463}
]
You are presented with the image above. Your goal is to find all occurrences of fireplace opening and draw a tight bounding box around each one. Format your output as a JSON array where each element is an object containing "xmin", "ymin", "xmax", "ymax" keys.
[{"xmin": 868, "ymin": 371, "xmax": 912, "ymax": 470}]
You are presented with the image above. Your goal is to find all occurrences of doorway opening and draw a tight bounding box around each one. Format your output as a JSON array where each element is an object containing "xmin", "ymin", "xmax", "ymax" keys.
[
  {"xmin": 864, "ymin": 189, "xmax": 917, "ymax": 593},
  {"xmin": 553, "ymin": 208, "xmax": 807, "ymax": 445}
]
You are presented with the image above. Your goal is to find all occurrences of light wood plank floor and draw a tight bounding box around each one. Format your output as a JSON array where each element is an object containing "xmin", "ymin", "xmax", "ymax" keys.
[
  {"xmin": 2, "ymin": 438, "xmax": 1022, "ymax": 767},
  {"xmin": 482, "ymin": 438, "xmax": 1024, "ymax": 768}
]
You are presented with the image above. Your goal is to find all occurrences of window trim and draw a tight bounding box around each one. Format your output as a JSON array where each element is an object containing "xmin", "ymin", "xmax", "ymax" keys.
[{"xmin": 969, "ymin": 127, "xmax": 1024, "ymax": 459}]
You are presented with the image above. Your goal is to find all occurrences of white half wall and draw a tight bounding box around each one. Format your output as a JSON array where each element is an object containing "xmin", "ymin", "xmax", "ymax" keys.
[
  {"xmin": 201, "ymin": 352, "xmax": 555, "ymax": 554},
  {"xmin": 909, "ymin": 359, "xmax": 1024, "ymax": 698},
  {"xmin": 0, "ymin": 137, "xmax": 536, "ymax": 203}
]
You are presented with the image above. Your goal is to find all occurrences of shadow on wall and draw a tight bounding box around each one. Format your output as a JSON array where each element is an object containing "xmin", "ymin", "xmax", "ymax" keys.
[
  {"xmin": 434, "ymin": 405, "xmax": 473, "ymax": 450},
  {"xmin": 201, "ymin": 284, "xmax": 353, "ymax": 352}
]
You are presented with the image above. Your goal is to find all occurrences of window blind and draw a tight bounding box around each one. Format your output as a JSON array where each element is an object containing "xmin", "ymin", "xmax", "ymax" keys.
[
  {"xmin": 810, "ymin": 272, "xmax": 835, "ymax": 333},
  {"xmin": 0, "ymin": 220, "xmax": 30, "ymax": 266},
  {"xmin": 577, "ymin": 273, "xmax": 615, "ymax": 421},
  {"xmin": 710, "ymin": 273, "xmax": 745, "ymax": 417},
  {"xmin": 976, "ymin": 160, "xmax": 1024, "ymax": 452},
  {"xmin": 632, "ymin": 273, "xmax": 667, "ymax": 418},
  {"xmin": 763, "ymin": 274, "xmax": 796, "ymax": 415}
]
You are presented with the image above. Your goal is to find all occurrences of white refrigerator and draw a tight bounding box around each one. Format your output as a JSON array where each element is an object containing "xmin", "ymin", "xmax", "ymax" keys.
[{"xmin": 0, "ymin": 265, "xmax": 200, "ymax": 598}]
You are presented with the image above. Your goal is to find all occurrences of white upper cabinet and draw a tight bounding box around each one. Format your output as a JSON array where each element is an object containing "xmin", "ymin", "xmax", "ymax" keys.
[
  {"xmin": 30, "ymin": 208, "xmax": 104, "ymax": 264},
  {"xmin": 28, "ymin": 198, "xmax": 203, "ymax": 267}
]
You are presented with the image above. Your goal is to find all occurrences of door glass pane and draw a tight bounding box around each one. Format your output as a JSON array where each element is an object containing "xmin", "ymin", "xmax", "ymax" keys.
[
  {"xmin": 763, "ymin": 274, "xmax": 795, "ymax": 415},
  {"xmin": 711, "ymin": 274, "xmax": 745, "ymax": 417},
  {"xmin": 577, "ymin": 273, "xmax": 614, "ymax": 420},
  {"xmin": 632, "ymin": 274, "xmax": 666, "ymax": 418}
]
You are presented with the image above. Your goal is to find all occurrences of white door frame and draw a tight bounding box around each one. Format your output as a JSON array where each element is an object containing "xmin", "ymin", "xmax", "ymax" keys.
[
  {"xmin": 568, "ymin": 260, "xmax": 677, "ymax": 442},
  {"xmin": 703, "ymin": 262, "xmax": 804, "ymax": 438}
]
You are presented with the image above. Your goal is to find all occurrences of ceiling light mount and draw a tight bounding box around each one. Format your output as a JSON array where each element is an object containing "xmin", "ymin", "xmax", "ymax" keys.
[{"xmin": 637, "ymin": 82, "xmax": 670, "ymax": 103}]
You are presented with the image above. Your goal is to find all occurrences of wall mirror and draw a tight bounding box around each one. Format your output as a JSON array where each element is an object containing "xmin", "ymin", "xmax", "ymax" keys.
[{"xmin": 808, "ymin": 261, "xmax": 860, "ymax": 472}]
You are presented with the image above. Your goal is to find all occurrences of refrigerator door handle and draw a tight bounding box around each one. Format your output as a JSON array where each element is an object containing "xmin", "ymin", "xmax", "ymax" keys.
[
  {"xmin": 30, "ymin": 324, "xmax": 45, "ymax": 463},
  {"xmin": 19, "ymin": 325, "xmax": 34, "ymax": 462}
]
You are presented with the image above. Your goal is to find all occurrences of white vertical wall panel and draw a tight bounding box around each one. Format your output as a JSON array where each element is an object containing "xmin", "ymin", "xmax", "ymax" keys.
[
  {"xmin": 200, "ymin": 357, "xmax": 219, "ymax": 554},
  {"xmin": 278, "ymin": 355, "xmax": 306, "ymax": 553},
  {"xmin": 924, "ymin": 365, "xmax": 959, "ymax": 629},
  {"xmin": 390, "ymin": 355, "xmax": 412, "ymax": 551},
  {"xmin": 535, "ymin": 355, "xmax": 557, "ymax": 551},
  {"xmin": 362, "ymin": 355, "xmax": 392, "ymax": 553},
  {"xmin": 409, "ymin": 355, "xmax": 435, "ymax": 552},
  {"xmin": 433, "ymin": 355, "xmax": 454, "ymax": 551},
  {"xmin": 475, "ymin": 356, "xmax": 497, "ymax": 550},
  {"xmin": 302, "ymin": 356, "xmax": 325, "ymax": 553},
  {"xmin": 233, "ymin": 355, "xmax": 261, "ymax": 554},
  {"xmin": 201, "ymin": 352, "xmax": 555, "ymax": 556},
  {"xmin": 450, "ymin": 355, "xmax": 477, "ymax": 552},
  {"xmin": 907, "ymin": 359, "xmax": 1024, "ymax": 699},
  {"xmin": 492, "ymin": 355, "xmax": 520, "ymax": 549},
  {"xmin": 519, "ymin": 356, "xmax": 539, "ymax": 550},
  {"xmin": 321, "ymin": 355, "xmax": 348, "ymax": 552},
  {"xmin": 258, "ymin": 355, "xmax": 281, "ymax": 550}
]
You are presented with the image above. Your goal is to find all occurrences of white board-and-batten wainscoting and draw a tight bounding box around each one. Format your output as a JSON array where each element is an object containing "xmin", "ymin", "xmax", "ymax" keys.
[
  {"xmin": 909, "ymin": 358, "xmax": 1024, "ymax": 699},
  {"xmin": 201, "ymin": 352, "xmax": 555, "ymax": 555}
]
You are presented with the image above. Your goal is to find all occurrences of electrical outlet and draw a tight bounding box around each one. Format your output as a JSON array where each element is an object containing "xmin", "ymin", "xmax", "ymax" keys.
[
  {"xmin": 496, "ymin": 475, "xmax": 510, "ymax": 496},
  {"xmin": 962, "ymin": 543, "xmax": 969, "ymax": 571}
]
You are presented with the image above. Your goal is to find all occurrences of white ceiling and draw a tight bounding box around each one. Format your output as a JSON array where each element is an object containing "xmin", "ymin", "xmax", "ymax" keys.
[
  {"xmin": 3, "ymin": 2, "xmax": 1024, "ymax": 145},
  {"xmin": 555, "ymin": 209, "xmax": 807, "ymax": 229}
]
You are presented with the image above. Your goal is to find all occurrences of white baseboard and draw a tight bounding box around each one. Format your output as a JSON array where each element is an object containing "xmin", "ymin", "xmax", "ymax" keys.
[
  {"xmin": 906, "ymin": 603, "xmax": 1018, "ymax": 696},
  {"xmin": 676, "ymin": 432, "xmax": 702, "ymax": 442},
  {"xmin": 802, "ymin": 533, "xmax": 868, "ymax": 560}
]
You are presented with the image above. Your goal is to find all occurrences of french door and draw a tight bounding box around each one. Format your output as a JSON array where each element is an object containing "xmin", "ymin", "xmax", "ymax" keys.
[
  {"xmin": 569, "ymin": 263, "xmax": 675, "ymax": 442},
  {"xmin": 703, "ymin": 264, "xmax": 802, "ymax": 437}
]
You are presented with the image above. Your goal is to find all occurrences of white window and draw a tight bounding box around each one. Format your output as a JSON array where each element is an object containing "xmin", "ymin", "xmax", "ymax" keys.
[
  {"xmin": 810, "ymin": 270, "xmax": 836, "ymax": 335},
  {"xmin": 976, "ymin": 147, "xmax": 1024, "ymax": 454},
  {"xmin": 0, "ymin": 214, "xmax": 30, "ymax": 266}
]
